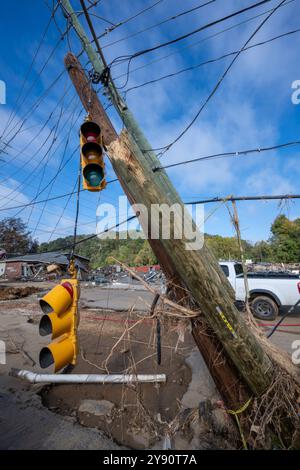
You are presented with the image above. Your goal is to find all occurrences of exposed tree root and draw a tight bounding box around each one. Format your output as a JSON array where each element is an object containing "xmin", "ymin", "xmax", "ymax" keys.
[{"xmin": 247, "ymin": 366, "xmax": 300, "ymax": 449}]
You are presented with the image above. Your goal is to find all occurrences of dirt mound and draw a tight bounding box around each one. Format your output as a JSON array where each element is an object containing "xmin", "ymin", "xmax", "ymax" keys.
[{"xmin": 0, "ymin": 286, "xmax": 41, "ymax": 300}]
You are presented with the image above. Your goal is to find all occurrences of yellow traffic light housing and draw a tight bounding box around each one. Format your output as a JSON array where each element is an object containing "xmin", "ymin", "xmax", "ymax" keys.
[
  {"xmin": 39, "ymin": 279, "xmax": 80, "ymax": 372},
  {"xmin": 80, "ymin": 120, "xmax": 106, "ymax": 192}
]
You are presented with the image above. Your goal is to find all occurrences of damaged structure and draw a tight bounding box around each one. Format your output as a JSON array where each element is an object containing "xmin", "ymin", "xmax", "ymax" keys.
[{"xmin": 2, "ymin": 252, "xmax": 90, "ymax": 281}]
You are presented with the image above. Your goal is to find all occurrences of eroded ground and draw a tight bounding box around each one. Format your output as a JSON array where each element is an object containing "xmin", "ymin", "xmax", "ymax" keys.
[{"xmin": 1, "ymin": 284, "xmax": 299, "ymax": 449}]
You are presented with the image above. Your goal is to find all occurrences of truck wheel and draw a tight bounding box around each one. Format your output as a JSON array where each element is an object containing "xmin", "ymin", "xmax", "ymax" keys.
[{"xmin": 251, "ymin": 296, "xmax": 279, "ymax": 321}]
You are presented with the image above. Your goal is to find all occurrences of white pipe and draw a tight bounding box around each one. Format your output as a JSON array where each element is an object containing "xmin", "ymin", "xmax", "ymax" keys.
[{"xmin": 10, "ymin": 368, "xmax": 166, "ymax": 384}]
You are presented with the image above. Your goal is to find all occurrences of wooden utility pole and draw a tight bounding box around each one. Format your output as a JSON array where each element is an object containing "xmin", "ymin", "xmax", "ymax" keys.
[
  {"xmin": 61, "ymin": 0, "xmax": 274, "ymax": 402},
  {"xmin": 65, "ymin": 53, "xmax": 251, "ymax": 408}
]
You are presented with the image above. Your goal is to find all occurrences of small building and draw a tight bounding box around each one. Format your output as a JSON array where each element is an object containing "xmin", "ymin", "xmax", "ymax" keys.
[
  {"xmin": 2, "ymin": 252, "xmax": 90, "ymax": 281},
  {"xmin": 133, "ymin": 264, "xmax": 161, "ymax": 273}
]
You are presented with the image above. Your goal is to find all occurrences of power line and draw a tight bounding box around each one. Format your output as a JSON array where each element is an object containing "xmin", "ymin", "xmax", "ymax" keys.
[
  {"xmin": 111, "ymin": 0, "xmax": 294, "ymax": 81},
  {"xmin": 109, "ymin": 1, "xmax": 272, "ymax": 69},
  {"xmin": 0, "ymin": 68, "xmax": 66, "ymax": 151},
  {"xmin": 4, "ymin": 186, "xmax": 299, "ymax": 217},
  {"xmin": 0, "ymin": 10, "xmax": 56, "ymax": 141},
  {"xmin": 0, "ymin": 88, "xmax": 77, "ymax": 188},
  {"xmin": 95, "ymin": 0, "xmax": 165, "ymax": 39},
  {"xmin": 152, "ymin": 139, "xmax": 300, "ymax": 172},
  {"xmin": 26, "ymin": 88, "xmax": 71, "ymax": 227},
  {"xmin": 69, "ymin": 162, "xmax": 82, "ymax": 259},
  {"xmin": 34, "ymin": 214, "xmax": 139, "ymax": 256},
  {"xmin": 152, "ymin": 0, "xmax": 289, "ymax": 156},
  {"xmin": 125, "ymin": 27, "xmax": 300, "ymax": 94},
  {"xmin": 186, "ymin": 194, "xmax": 300, "ymax": 205},
  {"xmin": 100, "ymin": 0, "xmax": 216, "ymax": 49},
  {"xmin": 0, "ymin": 178, "xmax": 118, "ymax": 212},
  {"xmin": 29, "ymin": 106, "xmax": 81, "ymax": 236},
  {"xmin": 29, "ymin": 193, "xmax": 300, "ymax": 251},
  {"xmin": 0, "ymin": 94, "xmax": 81, "ymax": 210},
  {"xmin": 0, "ymin": 178, "xmax": 110, "ymax": 223},
  {"xmin": 2, "ymin": 37, "xmax": 63, "ymax": 145},
  {"xmin": 1, "ymin": 56, "xmax": 88, "ymax": 151},
  {"xmin": 30, "ymin": 209, "xmax": 130, "ymax": 237},
  {"xmin": 47, "ymin": 180, "xmax": 78, "ymax": 242}
]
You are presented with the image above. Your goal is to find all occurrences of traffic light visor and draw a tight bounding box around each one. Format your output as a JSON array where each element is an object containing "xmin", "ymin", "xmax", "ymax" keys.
[
  {"xmin": 39, "ymin": 337, "xmax": 75, "ymax": 371},
  {"xmin": 39, "ymin": 311, "xmax": 72, "ymax": 339},
  {"xmin": 39, "ymin": 284, "xmax": 73, "ymax": 315}
]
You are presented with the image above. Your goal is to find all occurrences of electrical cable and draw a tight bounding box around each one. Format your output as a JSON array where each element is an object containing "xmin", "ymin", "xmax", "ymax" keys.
[
  {"xmin": 185, "ymin": 194, "xmax": 300, "ymax": 205},
  {"xmin": 27, "ymin": 88, "xmax": 70, "ymax": 228},
  {"xmin": 108, "ymin": 1, "xmax": 272, "ymax": 69},
  {"xmin": 2, "ymin": 38, "xmax": 63, "ymax": 146},
  {"xmin": 29, "ymin": 214, "xmax": 139, "ymax": 257},
  {"xmin": 95, "ymin": 0, "xmax": 165, "ymax": 39},
  {"xmin": 112, "ymin": 0, "xmax": 295, "ymax": 83},
  {"xmin": 0, "ymin": 94, "xmax": 81, "ymax": 210},
  {"xmin": 0, "ymin": 69, "xmax": 66, "ymax": 151},
  {"xmin": 100, "ymin": 0, "xmax": 215, "ymax": 48},
  {"xmin": 30, "ymin": 100, "xmax": 82, "ymax": 211},
  {"xmin": 125, "ymin": 27, "xmax": 300, "ymax": 95},
  {"xmin": 0, "ymin": 177, "xmax": 118, "ymax": 213},
  {"xmin": 150, "ymin": 0, "xmax": 289, "ymax": 156},
  {"xmin": 152, "ymin": 139, "xmax": 300, "ymax": 172},
  {"xmin": 0, "ymin": 7, "xmax": 58, "ymax": 141},
  {"xmin": 0, "ymin": 85, "xmax": 72, "ymax": 184},
  {"xmin": 267, "ymin": 299, "xmax": 300, "ymax": 338},
  {"xmin": 70, "ymin": 154, "xmax": 82, "ymax": 260}
]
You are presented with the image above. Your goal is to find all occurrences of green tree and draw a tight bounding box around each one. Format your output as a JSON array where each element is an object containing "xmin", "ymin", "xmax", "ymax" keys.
[
  {"xmin": 270, "ymin": 215, "xmax": 300, "ymax": 262},
  {"xmin": 0, "ymin": 217, "xmax": 38, "ymax": 255},
  {"xmin": 134, "ymin": 240, "xmax": 157, "ymax": 265},
  {"xmin": 206, "ymin": 235, "xmax": 252, "ymax": 261},
  {"xmin": 252, "ymin": 240, "xmax": 274, "ymax": 262}
]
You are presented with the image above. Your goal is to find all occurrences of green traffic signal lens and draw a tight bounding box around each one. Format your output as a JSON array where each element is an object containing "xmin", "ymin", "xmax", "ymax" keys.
[{"xmin": 83, "ymin": 164, "xmax": 104, "ymax": 187}]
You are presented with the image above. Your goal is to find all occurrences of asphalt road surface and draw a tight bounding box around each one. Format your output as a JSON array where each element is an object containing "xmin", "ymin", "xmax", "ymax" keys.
[{"xmin": 80, "ymin": 286, "xmax": 155, "ymax": 312}]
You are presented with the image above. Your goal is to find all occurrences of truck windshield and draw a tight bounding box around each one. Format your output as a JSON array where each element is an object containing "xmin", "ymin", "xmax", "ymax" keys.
[
  {"xmin": 220, "ymin": 265, "xmax": 229, "ymax": 277},
  {"xmin": 234, "ymin": 264, "xmax": 243, "ymax": 276}
]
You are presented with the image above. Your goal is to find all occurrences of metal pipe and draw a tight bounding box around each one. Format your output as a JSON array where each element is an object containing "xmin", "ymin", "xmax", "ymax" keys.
[{"xmin": 10, "ymin": 368, "xmax": 166, "ymax": 384}]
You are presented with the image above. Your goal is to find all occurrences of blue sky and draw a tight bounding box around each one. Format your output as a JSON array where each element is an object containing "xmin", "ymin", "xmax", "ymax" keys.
[{"xmin": 0, "ymin": 0, "xmax": 300, "ymax": 246}]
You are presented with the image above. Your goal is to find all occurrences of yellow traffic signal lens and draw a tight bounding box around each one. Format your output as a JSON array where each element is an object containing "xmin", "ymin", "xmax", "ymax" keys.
[
  {"xmin": 39, "ymin": 284, "xmax": 73, "ymax": 315},
  {"xmin": 82, "ymin": 141, "xmax": 103, "ymax": 159},
  {"xmin": 83, "ymin": 164, "xmax": 104, "ymax": 187},
  {"xmin": 39, "ymin": 337, "xmax": 75, "ymax": 371}
]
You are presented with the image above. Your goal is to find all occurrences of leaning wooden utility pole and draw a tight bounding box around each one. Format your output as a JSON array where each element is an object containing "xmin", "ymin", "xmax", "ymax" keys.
[
  {"xmin": 65, "ymin": 52, "xmax": 251, "ymax": 410},
  {"xmin": 60, "ymin": 0, "xmax": 274, "ymax": 402}
]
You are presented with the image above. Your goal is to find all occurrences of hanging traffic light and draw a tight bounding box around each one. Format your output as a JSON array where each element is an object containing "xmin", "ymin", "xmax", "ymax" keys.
[
  {"xmin": 38, "ymin": 279, "xmax": 80, "ymax": 372},
  {"xmin": 80, "ymin": 120, "xmax": 106, "ymax": 192}
]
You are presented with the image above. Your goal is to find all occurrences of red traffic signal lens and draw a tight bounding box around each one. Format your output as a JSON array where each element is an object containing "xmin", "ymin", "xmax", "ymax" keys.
[
  {"xmin": 85, "ymin": 132, "xmax": 98, "ymax": 142},
  {"xmin": 61, "ymin": 281, "xmax": 73, "ymax": 298},
  {"xmin": 83, "ymin": 164, "xmax": 104, "ymax": 187},
  {"xmin": 81, "ymin": 121, "xmax": 100, "ymax": 140}
]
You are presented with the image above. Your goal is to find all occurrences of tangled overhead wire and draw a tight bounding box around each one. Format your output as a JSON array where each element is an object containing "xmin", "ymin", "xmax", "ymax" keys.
[
  {"xmin": 88, "ymin": 66, "xmax": 111, "ymax": 87},
  {"xmin": 88, "ymin": 69, "xmax": 102, "ymax": 84}
]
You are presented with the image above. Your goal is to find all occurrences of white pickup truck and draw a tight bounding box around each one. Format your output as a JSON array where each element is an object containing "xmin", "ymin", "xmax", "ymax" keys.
[{"xmin": 219, "ymin": 261, "xmax": 300, "ymax": 320}]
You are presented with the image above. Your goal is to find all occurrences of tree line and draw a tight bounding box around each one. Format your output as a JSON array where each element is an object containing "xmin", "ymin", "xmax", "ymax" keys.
[{"xmin": 0, "ymin": 214, "xmax": 299, "ymax": 267}]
